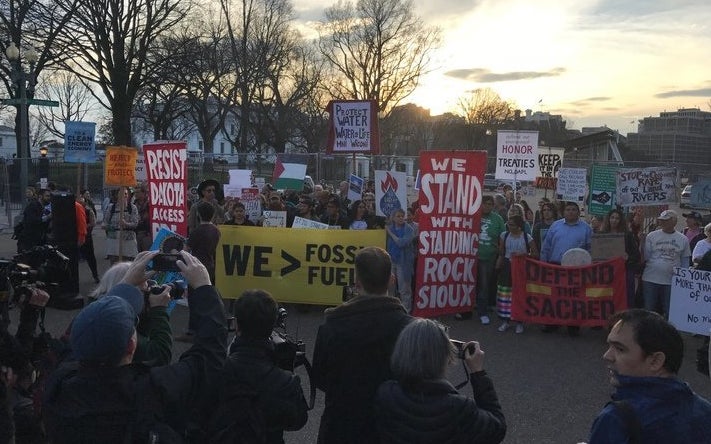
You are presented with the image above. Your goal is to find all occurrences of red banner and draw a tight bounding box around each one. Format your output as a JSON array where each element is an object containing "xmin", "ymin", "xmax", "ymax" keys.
[
  {"xmin": 143, "ymin": 141, "xmax": 188, "ymax": 237},
  {"xmin": 413, "ymin": 151, "xmax": 485, "ymax": 317},
  {"xmin": 511, "ymin": 256, "xmax": 627, "ymax": 327}
]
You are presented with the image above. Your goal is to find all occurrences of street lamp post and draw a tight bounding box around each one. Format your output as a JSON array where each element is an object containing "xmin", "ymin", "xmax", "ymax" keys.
[{"xmin": 5, "ymin": 41, "xmax": 38, "ymax": 199}]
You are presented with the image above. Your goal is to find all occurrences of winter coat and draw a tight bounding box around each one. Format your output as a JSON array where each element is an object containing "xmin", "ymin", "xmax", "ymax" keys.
[
  {"xmin": 312, "ymin": 295, "xmax": 412, "ymax": 444},
  {"xmin": 374, "ymin": 372, "xmax": 506, "ymax": 444},
  {"xmin": 207, "ymin": 337, "xmax": 308, "ymax": 444}
]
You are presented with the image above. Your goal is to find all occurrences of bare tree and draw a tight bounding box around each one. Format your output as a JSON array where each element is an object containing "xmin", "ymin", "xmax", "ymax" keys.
[
  {"xmin": 0, "ymin": 0, "xmax": 78, "ymax": 155},
  {"xmin": 456, "ymin": 88, "xmax": 517, "ymax": 149},
  {"xmin": 34, "ymin": 69, "xmax": 96, "ymax": 139},
  {"xmin": 54, "ymin": 0, "xmax": 189, "ymax": 145},
  {"xmin": 318, "ymin": 0, "xmax": 440, "ymax": 115}
]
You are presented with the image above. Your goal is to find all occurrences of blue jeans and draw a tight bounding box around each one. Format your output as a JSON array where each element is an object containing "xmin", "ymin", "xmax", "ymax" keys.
[
  {"xmin": 476, "ymin": 258, "xmax": 497, "ymax": 316},
  {"xmin": 642, "ymin": 280, "xmax": 671, "ymax": 318}
]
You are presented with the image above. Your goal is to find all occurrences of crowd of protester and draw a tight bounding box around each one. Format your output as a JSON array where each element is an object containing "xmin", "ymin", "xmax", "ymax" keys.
[{"xmin": 2, "ymin": 178, "xmax": 711, "ymax": 443}]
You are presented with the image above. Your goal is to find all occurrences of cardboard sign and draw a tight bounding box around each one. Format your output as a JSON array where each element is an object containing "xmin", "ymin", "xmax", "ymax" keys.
[
  {"xmin": 216, "ymin": 227, "xmax": 385, "ymax": 303},
  {"xmin": 591, "ymin": 233, "xmax": 627, "ymax": 261},
  {"xmin": 325, "ymin": 100, "xmax": 380, "ymax": 154},
  {"xmin": 616, "ymin": 167, "xmax": 677, "ymax": 207},
  {"xmin": 556, "ymin": 168, "xmax": 587, "ymax": 203},
  {"xmin": 104, "ymin": 146, "xmax": 138, "ymax": 187},
  {"xmin": 535, "ymin": 147, "xmax": 564, "ymax": 189},
  {"xmin": 691, "ymin": 180, "xmax": 711, "ymax": 209},
  {"xmin": 240, "ymin": 188, "xmax": 262, "ymax": 222},
  {"xmin": 511, "ymin": 256, "xmax": 627, "ymax": 327},
  {"xmin": 143, "ymin": 141, "xmax": 188, "ymax": 236},
  {"xmin": 292, "ymin": 216, "xmax": 330, "ymax": 229},
  {"xmin": 495, "ymin": 130, "xmax": 539, "ymax": 181},
  {"xmin": 415, "ymin": 151, "xmax": 485, "ymax": 317},
  {"xmin": 262, "ymin": 210, "xmax": 287, "ymax": 227},
  {"xmin": 669, "ymin": 267, "xmax": 711, "ymax": 335}
]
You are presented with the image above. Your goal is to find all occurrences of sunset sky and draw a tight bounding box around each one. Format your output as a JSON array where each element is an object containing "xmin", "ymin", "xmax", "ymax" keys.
[{"xmin": 296, "ymin": 0, "xmax": 711, "ymax": 135}]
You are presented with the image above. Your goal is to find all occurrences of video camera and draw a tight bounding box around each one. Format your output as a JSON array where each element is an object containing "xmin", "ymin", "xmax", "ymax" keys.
[{"xmin": 0, "ymin": 245, "xmax": 69, "ymax": 307}]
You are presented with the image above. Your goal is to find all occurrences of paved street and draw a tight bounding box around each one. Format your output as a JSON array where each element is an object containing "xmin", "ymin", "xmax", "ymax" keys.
[{"xmin": 1, "ymin": 205, "xmax": 710, "ymax": 443}]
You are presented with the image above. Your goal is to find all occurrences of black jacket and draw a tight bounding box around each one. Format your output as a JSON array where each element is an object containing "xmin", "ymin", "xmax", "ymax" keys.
[
  {"xmin": 374, "ymin": 372, "xmax": 506, "ymax": 444},
  {"xmin": 43, "ymin": 285, "xmax": 227, "ymax": 443},
  {"xmin": 312, "ymin": 295, "xmax": 412, "ymax": 444},
  {"xmin": 207, "ymin": 337, "xmax": 308, "ymax": 444}
]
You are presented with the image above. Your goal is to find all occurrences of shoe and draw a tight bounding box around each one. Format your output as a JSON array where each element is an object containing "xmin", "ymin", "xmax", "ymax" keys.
[
  {"xmin": 515, "ymin": 324, "xmax": 525, "ymax": 334},
  {"xmin": 480, "ymin": 315, "xmax": 490, "ymax": 325},
  {"xmin": 497, "ymin": 321, "xmax": 509, "ymax": 332},
  {"xmin": 454, "ymin": 312, "xmax": 472, "ymax": 321}
]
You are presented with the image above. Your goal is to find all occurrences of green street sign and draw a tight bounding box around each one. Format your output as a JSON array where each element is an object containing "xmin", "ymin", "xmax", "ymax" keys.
[
  {"xmin": 1, "ymin": 98, "xmax": 59, "ymax": 107},
  {"xmin": 28, "ymin": 99, "xmax": 59, "ymax": 107}
]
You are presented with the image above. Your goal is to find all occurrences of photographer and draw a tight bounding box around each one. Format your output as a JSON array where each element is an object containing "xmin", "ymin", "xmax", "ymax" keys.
[
  {"xmin": 206, "ymin": 290, "xmax": 308, "ymax": 443},
  {"xmin": 374, "ymin": 318, "xmax": 506, "ymax": 444},
  {"xmin": 0, "ymin": 330, "xmax": 46, "ymax": 444},
  {"xmin": 43, "ymin": 250, "xmax": 228, "ymax": 443},
  {"xmin": 81, "ymin": 261, "xmax": 173, "ymax": 366}
]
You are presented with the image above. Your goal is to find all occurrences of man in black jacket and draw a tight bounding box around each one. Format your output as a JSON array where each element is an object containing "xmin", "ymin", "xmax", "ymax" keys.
[
  {"xmin": 312, "ymin": 246, "xmax": 412, "ymax": 444},
  {"xmin": 43, "ymin": 250, "xmax": 228, "ymax": 443},
  {"xmin": 207, "ymin": 289, "xmax": 308, "ymax": 443}
]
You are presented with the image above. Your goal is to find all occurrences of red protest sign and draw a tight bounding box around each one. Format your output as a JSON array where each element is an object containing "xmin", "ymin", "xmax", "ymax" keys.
[
  {"xmin": 143, "ymin": 141, "xmax": 188, "ymax": 237},
  {"xmin": 413, "ymin": 151, "xmax": 486, "ymax": 317},
  {"xmin": 511, "ymin": 256, "xmax": 627, "ymax": 327}
]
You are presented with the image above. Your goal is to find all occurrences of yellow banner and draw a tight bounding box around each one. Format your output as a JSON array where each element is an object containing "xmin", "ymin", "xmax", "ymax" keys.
[
  {"xmin": 216, "ymin": 226, "xmax": 386, "ymax": 304},
  {"xmin": 104, "ymin": 146, "xmax": 138, "ymax": 187}
]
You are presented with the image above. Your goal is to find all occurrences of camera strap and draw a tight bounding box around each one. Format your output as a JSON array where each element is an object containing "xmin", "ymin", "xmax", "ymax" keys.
[
  {"xmin": 300, "ymin": 357, "xmax": 317, "ymax": 410},
  {"xmin": 454, "ymin": 361, "xmax": 470, "ymax": 390}
]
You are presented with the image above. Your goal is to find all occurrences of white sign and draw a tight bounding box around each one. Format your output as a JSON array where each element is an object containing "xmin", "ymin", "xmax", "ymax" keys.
[
  {"xmin": 556, "ymin": 168, "xmax": 588, "ymax": 202},
  {"xmin": 241, "ymin": 188, "xmax": 262, "ymax": 222},
  {"xmin": 348, "ymin": 174, "xmax": 364, "ymax": 202},
  {"xmin": 615, "ymin": 167, "xmax": 677, "ymax": 207},
  {"xmin": 327, "ymin": 100, "xmax": 379, "ymax": 153},
  {"xmin": 669, "ymin": 267, "xmax": 711, "ymax": 335},
  {"xmin": 135, "ymin": 155, "xmax": 146, "ymax": 182},
  {"xmin": 495, "ymin": 130, "xmax": 539, "ymax": 181},
  {"xmin": 374, "ymin": 170, "xmax": 407, "ymax": 217},
  {"xmin": 223, "ymin": 185, "xmax": 242, "ymax": 198},
  {"xmin": 262, "ymin": 210, "xmax": 287, "ymax": 227},
  {"xmin": 292, "ymin": 216, "xmax": 329, "ymax": 229}
]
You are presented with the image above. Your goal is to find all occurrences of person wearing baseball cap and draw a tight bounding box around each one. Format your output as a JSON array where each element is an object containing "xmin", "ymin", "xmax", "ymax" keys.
[
  {"xmin": 640, "ymin": 209, "xmax": 690, "ymax": 319},
  {"xmin": 43, "ymin": 250, "xmax": 228, "ymax": 442}
]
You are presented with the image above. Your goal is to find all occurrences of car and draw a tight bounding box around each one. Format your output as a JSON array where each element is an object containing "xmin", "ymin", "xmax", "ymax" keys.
[{"xmin": 681, "ymin": 184, "xmax": 692, "ymax": 208}]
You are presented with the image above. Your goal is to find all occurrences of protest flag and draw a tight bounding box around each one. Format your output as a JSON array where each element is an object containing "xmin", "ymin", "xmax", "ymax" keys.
[{"xmin": 273, "ymin": 154, "xmax": 307, "ymax": 189}]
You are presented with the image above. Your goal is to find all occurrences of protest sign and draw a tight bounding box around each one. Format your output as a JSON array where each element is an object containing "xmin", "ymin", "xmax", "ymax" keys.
[
  {"xmin": 535, "ymin": 147, "xmax": 564, "ymax": 189},
  {"xmin": 691, "ymin": 180, "xmax": 711, "ymax": 209},
  {"xmin": 374, "ymin": 170, "xmax": 407, "ymax": 217},
  {"xmin": 104, "ymin": 146, "xmax": 138, "ymax": 187},
  {"xmin": 292, "ymin": 217, "xmax": 330, "ymax": 229},
  {"xmin": 64, "ymin": 121, "xmax": 96, "ymax": 163},
  {"xmin": 616, "ymin": 167, "xmax": 677, "ymax": 207},
  {"xmin": 229, "ymin": 169, "xmax": 252, "ymax": 188},
  {"xmin": 240, "ymin": 188, "xmax": 262, "ymax": 222},
  {"xmin": 143, "ymin": 141, "xmax": 188, "ymax": 236},
  {"xmin": 223, "ymin": 185, "xmax": 242, "ymax": 198},
  {"xmin": 669, "ymin": 267, "xmax": 711, "ymax": 335},
  {"xmin": 511, "ymin": 256, "xmax": 627, "ymax": 327},
  {"xmin": 216, "ymin": 226, "xmax": 385, "ymax": 303},
  {"xmin": 262, "ymin": 210, "xmax": 287, "ymax": 227},
  {"xmin": 348, "ymin": 174, "xmax": 364, "ymax": 202},
  {"xmin": 325, "ymin": 100, "xmax": 380, "ymax": 154},
  {"xmin": 415, "ymin": 151, "xmax": 484, "ymax": 317},
  {"xmin": 495, "ymin": 130, "xmax": 538, "ymax": 181},
  {"xmin": 556, "ymin": 168, "xmax": 587, "ymax": 203},
  {"xmin": 591, "ymin": 233, "xmax": 626, "ymax": 261},
  {"xmin": 589, "ymin": 164, "xmax": 619, "ymax": 216},
  {"xmin": 135, "ymin": 154, "xmax": 146, "ymax": 182}
]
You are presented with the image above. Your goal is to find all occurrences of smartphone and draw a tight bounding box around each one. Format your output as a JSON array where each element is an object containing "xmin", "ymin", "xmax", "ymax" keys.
[{"xmin": 151, "ymin": 253, "xmax": 182, "ymax": 272}]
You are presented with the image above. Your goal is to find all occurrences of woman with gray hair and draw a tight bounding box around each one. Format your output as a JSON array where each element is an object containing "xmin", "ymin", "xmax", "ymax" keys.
[
  {"xmin": 692, "ymin": 222, "xmax": 711, "ymax": 269},
  {"xmin": 374, "ymin": 318, "xmax": 506, "ymax": 443}
]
